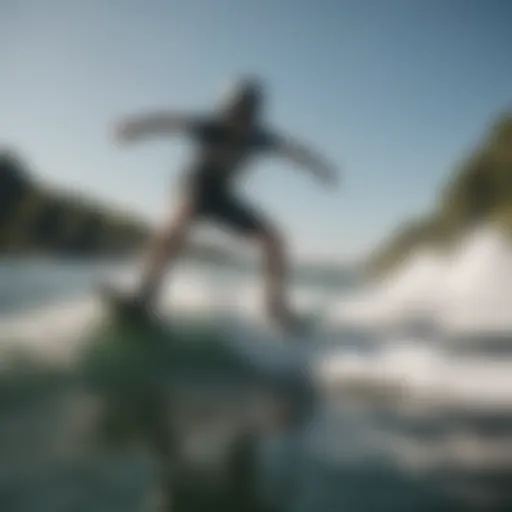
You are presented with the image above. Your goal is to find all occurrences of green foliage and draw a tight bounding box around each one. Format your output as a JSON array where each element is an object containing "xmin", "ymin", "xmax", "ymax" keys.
[
  {"xmin": 368, "ymin": 113, "xmax": 512, "ymax": 275},
  {"xmin": 0, "ymin": 151, "xmax": 147, "ymax": 256}
]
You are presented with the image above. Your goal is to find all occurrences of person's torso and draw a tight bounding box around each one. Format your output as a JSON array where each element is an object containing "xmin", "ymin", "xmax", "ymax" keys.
[{"xmin": 186, "ymin": 120, "xmax": 273, "ymax": 189}]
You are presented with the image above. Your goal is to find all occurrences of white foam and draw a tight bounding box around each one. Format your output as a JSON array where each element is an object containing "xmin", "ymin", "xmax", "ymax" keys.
[
  {"xmin": 317, "ymin": 341, "xmax": 512, "ymax": 412},
  {"xmin": 0, "ymin": 295, "xmax": 103, "ymax": 364},
  {"xmin": 437, "ymin": 224, "xmax": 512, "ymax": 335},
  {"xmin": 0, "ymin": 265, "xmax": 330, "ymax": 367},
  {"xmin": 328, "ymin": 247, "xmax": 447, "ymax": 330},
  {"xmin": 329, "ymin": 223, "xmax": 512, "ymax": 337},
  {"xmin": 3, "ymin": 250, "xmax": 512, "ymax": 416}
]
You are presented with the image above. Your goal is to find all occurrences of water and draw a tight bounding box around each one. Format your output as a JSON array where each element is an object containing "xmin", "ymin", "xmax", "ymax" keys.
[{"xmin": 0, "ymin": 259, "xmax": 510, "ymax": 511}]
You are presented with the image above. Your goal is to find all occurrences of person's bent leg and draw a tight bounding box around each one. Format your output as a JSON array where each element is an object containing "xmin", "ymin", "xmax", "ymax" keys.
[
  {"xmin": 136, "ymin": 198, "xmax": 195, "ymax": 306},
  {"xmin": 210, "ymin": 191, "xmax": 297, "ymax": 332}
]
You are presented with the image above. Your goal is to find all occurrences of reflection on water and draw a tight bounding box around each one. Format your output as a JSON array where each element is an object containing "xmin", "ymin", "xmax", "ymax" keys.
[{"xmin": 0, "ymin": 259, "xmax": 511, "ymax": 511}]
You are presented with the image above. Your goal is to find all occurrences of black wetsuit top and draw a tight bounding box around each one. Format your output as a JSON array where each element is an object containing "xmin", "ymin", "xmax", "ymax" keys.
[{"xmin": 183, "ymin": 119, "xmax": 278, "ymax": 234}]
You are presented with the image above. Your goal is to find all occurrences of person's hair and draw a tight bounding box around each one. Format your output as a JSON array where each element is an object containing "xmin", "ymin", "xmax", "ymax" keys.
[{"xmin": 218, "ymin": 76, "xmax": 264, "ymax": 121}]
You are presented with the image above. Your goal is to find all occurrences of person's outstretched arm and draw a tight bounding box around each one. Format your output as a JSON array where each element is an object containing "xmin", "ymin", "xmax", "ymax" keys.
[
  {"xmin": 114, "ymin": 111, "xmax": 198, "ymax": 143},
  {"xmin": 272, "ymin": 133, "xmax": 339, "ymax": 188}
]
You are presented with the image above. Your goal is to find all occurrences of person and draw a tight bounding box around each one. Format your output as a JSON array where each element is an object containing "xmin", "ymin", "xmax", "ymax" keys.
[{"xmin": 113, "ymin": 76, "xmax": 338, "ymax": 333}]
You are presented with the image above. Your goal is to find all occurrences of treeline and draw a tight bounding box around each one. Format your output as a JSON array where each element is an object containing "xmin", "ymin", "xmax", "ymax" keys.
[
  {"xmin": 367, "ymin": 113, "xmax": 512, "ymax": 274},
  {"xmin": 0, "ymin": 151, "xmax": 148, "ymax": 257},
  {"xmin": 0, "ymin": 150, "xmax": 234, "ymax": 262}
]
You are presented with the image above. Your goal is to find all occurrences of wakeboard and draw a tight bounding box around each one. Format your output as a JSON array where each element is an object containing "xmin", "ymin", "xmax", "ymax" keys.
[{"xmin": 98, "ymin": 284, "xmax": 162, "ymax": 327}]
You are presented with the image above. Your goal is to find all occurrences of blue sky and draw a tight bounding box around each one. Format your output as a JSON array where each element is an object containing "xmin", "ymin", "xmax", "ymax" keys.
[{"xmin": 2, "ymin": 0, "xmax": 511, "ymax": 260}]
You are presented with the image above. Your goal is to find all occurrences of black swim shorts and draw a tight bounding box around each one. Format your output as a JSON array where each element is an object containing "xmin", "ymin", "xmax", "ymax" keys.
[{"xmin": 188, "ymin": 175, "xmax": 265, "ymax": 235}]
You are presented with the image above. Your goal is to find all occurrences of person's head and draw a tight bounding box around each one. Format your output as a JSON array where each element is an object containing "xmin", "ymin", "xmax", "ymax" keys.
[{"xmin": 218, "ymin": 76, "xmax": 264, "ymax": 132}]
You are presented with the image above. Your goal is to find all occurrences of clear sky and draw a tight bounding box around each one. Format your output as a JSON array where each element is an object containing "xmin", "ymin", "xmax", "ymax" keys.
[{"xmin": 2, "ymin": 0, "xmax": 511, "ymax": 261}]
